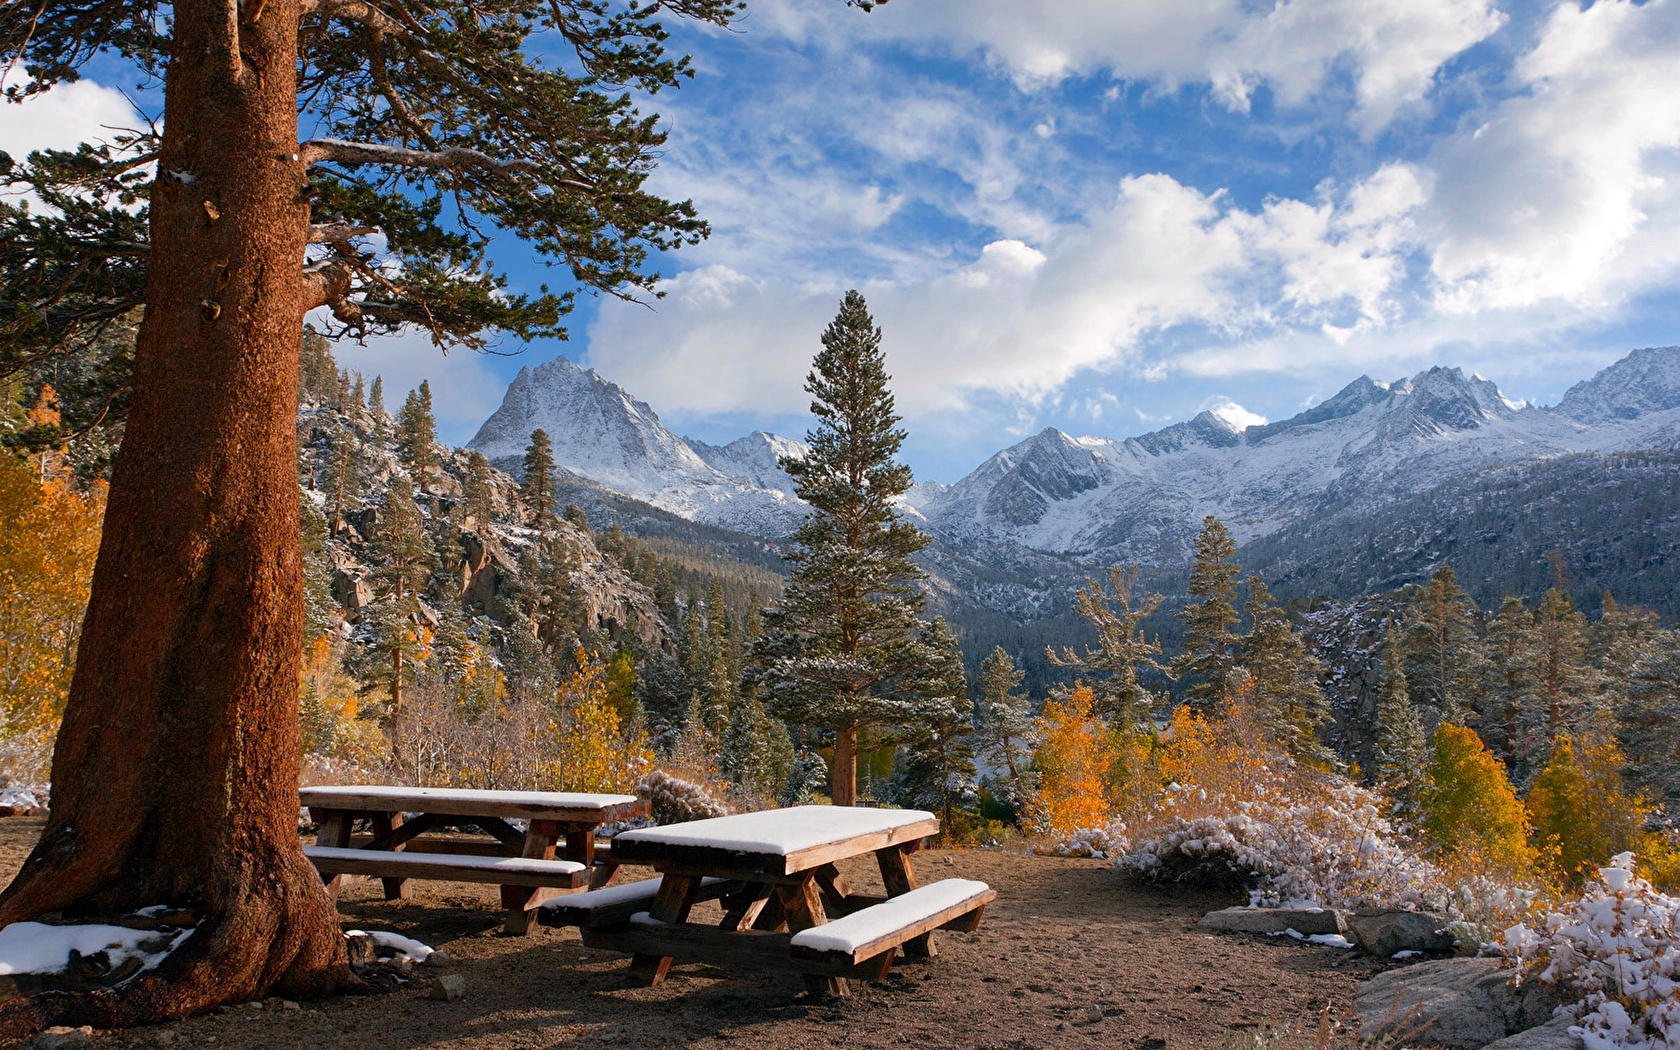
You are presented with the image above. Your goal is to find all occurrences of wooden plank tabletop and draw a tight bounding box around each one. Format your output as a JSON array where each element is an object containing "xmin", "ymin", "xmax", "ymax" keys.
[
  {"xmin": 611, "ymin": 805, "xmax": 939, "ymax": 876},
  {"xmin": 301, "ymin": 785, "xmax": 649, "ymax": 823}
]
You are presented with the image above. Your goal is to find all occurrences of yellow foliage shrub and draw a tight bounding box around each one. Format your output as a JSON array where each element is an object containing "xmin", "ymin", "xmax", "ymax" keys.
[
  {"xmin": 0, "ymin": 454, "xmax": 104, "ymax": 736},
  {"xmin": 1420, "ymin": 723, "xmax": 1538, "ymax": 878},
  {"xmin": 546, "ymin": 648, "xmax": 652, "ymax": 794},
  {"xmin": 1526, "ymin": 735, "xmax": 1651, "ymax": 885},
  {"xmin": 1029, "ymin": 683, "xmax": 1115, "ymax": 834}
]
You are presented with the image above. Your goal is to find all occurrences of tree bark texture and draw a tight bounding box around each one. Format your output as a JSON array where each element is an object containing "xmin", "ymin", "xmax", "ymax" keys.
[
  {"xmin": 831, "ymin": 725, "xmax": 857, "ymax": 807},
  {"xmin": 0, "ymin": 0, "xmax": 350, "ymax": 1032}
]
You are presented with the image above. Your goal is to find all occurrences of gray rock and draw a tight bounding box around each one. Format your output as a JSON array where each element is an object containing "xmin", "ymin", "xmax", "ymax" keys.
[
  {"xmin": 1198, "ymin": 906, "xmax": 1345, "ymax": 936},
  {"xmin": 1347, "ymin": 909, "xmax": 1456, "ymax": 956},
  {"xmin": 1482, "ymin": 1016, "xmax": 1581, "ymax": 1050},
  {"xmin": 427, "ymin": 974, "xmax": 467, "ymax": 1001},
  {"xmin": 1357, "ymin": 958, "xmax": 1564, "ymax": 1049},
  {"xmin": 422, "ymin": 950, "xmax": 455, "ymax": 969}
]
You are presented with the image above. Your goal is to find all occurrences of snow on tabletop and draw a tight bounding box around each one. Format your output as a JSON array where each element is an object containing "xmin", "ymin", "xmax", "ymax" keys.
[
  {"xmin": 301, "ymin": 785, "xmax": 638, "ymax": 808},
  {"xmin": 304, "ymin": 846, "xmax": 585, "ymax": 875},
  {"xmin": 345, "ymin": 930, "xmax": 432, "ymax": 962},
  {"xmin": 0, "ymin": 921, "xmax": 193, "ymax": 976},
  {"xmin": 612, "ymin": 805, "xmax": 937, "ymax": 856},
  {"xmin": 788, "ymin": 879, "xmax": 990, "ymax": 955}
]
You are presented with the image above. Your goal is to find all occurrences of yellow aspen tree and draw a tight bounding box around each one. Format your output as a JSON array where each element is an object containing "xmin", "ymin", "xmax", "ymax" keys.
[
  {"xmin": 1029, "ymin": 683, "xmax": 1114, "ymax": 834},
  {"xmin": 1526, "ymin": 735, "xmax": 1650, "ymax": 885},
  {"xmin": 1420, "ymin": 723, "xmax": 1537, "ymax": 876},
  {"xmin": 0, "ymin": 453, "xmax": 105, "ymax": 734},
  {"xmin": 548, "ymin": 648, "xmax": 652, "ymax": 793}
]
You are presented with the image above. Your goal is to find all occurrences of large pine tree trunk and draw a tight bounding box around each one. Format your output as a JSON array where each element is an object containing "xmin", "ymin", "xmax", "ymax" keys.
[
  {"xmin": 831, "ymin": 725, "xmax": 857, "ymax": 807},
  {"xmin": 0, "ymin": 0, "xmax": 350, "ymax": 1033}
]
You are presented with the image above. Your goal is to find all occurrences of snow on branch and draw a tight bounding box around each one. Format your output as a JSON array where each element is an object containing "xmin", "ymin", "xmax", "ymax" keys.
[{"xmin": 299, "ymin": 138, "xmax": 541, "ymax": 178}]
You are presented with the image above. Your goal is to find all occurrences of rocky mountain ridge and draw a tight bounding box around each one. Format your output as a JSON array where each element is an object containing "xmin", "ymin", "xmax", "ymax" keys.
[{"xmin": 464, "ymin": 346, "xmax": 1680, "ymax": 624}]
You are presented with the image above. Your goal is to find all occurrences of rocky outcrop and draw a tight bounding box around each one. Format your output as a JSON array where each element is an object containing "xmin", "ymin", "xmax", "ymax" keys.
[
  {"xmin": 1199, "ymin": 907, "xmax": 1345, "ymax": 936},
  {"xmin": 1346, "ymin": 909, "xmax": 1456, "ymax": 957},
  {"xmin": 1357, "ymin": 958, "xmax": 1564, "ymax": 1049}
]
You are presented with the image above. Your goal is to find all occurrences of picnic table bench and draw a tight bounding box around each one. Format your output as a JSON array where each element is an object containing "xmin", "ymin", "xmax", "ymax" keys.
[
  {"xmin": 541, "ymin": 805, "xmax": 995, "ymax": 997},
  {"xmin": 302, "ymin": 785, "xmax": 649, "ymax": 934}
]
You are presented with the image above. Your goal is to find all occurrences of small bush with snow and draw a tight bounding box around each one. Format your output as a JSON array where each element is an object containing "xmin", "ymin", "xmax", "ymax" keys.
[
  {"xmin": 1503, "ymin": 852, "xmax": 1680, "ymax": 1050},
  {"xmin": 637, "ymin": 768, "xmax": 730, "ymax": 825},
  {"xmin": 1051, "ymin": 825, "xmax": 1130, "ymax": 859},
  {"xmin": 1117, "ymin": 781, "xmax": 1447, "ymax": 912}
]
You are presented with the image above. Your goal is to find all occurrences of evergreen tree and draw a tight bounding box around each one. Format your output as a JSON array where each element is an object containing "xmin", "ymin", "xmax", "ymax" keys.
[
  {"xmin": 319, "ymin": 417, "xmax": 363, "ymax": 538},
  {"xmin": 396, "ymin": 381, "xmax": 438, "ymax": 475},
  {"xmin": 753, "ymin": 291, "xmax": 951, "ymax": 807},
  {"xmin": 522, "ymin": 429, "xmax": 558, "ymax": 528},
  {"xmin": 720, "ymin": 692, "xmax": 795, "ymax": 805},
  {"xmin": 1399, "ymin": 566, "xmax": 1483, "ymax": 727},
  {"xmin": 298, "ymin": 328, "xmax": 338, "ymax": 404},
  {"xmin": 368, "ymin": 375, "xmax": 387, "ymax": 439},
  {"xmin": 1620, "ymin": 635, "xmax": 1680, "ymax": 809},
  {"xmin": 890, "ymin": 618, "xmax": 978, "ymax": 834},
  {"xmin": 1044, "ymin": 565, "xmax": 1166, "ymax": 729},
  {"xmin": 1372, "ymin": 630, "xmax": 1428, "ymax": 814},
  {"xmin": 977, "ymin": 646, "xmax": 1037, "ymax": 808},
  {"xmin": 1238, "ymin": 576, "xmax": 1332, "ymax": 766},
  {"xmin": 462, "ymin": 451, "xmax": 497, "ymax": 532},
  {"xmin": 1484, "ymin": 595, "xmax": 1539, "ymax": 771},
  {"xmin": 1175, "ymin": 516, "xmax": 1242, "ymax": 711},
  {"xmin": 370, "ymin": 473, "xmax": 436, "ymax": 759},
  {"xmin": 1531, "ymin": 587, "xmax": 1605, "ymax": 747}
]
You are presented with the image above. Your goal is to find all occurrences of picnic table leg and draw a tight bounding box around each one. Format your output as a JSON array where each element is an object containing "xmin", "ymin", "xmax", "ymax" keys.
[
  {"xmin": 812, "ymin": 864, "xmax": 854, "ymax": 917},
  {"xmin": 502, "ymin": 819, "xmax": 563, "ymax": 935},
  {"xmin": 877, "ymin": 846, "xmax": 935, "ymax": 958},
  {"xmin": 630, "ymin": 874, "xmax": 701, "ymax": 986},
  {"xmin": 371, "ymin": 813, "xmax": 412, "ymax": 901},
  {"xmin": 718, "ymin": 882, "xmax": 775, "ymax": 932},
  {"xmin": 309, "ymin": 808, "xmax": 351, "ymax": 897},
  {"xmin": 779, "ymin": 876, "xmax": 847, "ymax": 999}
]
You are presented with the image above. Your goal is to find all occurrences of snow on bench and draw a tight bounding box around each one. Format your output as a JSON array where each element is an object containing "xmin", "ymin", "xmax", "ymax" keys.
[
  {"xmin": 789, "ymin": 879, "xmax": 996, "ymax": 964},
  {"xmin": 303, "ymin": 846, "xmax": 590, "ymax": 888},
  {"xmin": 540, "ymin": 877, "xmax": 725, "ymax": 929}
]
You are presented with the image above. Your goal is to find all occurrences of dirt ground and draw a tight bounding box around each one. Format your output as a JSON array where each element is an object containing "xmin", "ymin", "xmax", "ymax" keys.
[{"xmin": 0, "ymin": 817, "xmax": 1389, "ymax": 1049}]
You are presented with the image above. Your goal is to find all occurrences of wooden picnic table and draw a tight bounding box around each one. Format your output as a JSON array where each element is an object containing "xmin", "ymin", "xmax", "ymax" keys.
[
  {"xmin": 301, "ymin": 785, "xmax": 650, "ymax": 934},
  {"xmin": 546, "ymin": 805, "xmax": 995, "ymax": 997}
]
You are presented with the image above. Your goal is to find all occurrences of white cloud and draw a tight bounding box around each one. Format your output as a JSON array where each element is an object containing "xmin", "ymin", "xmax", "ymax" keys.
[
  {"xmin": 767, "ymin": 0, "xmax": 1503, "ymax": 135},
  {"xmin": 1202, "ymin": 396, "xmax": 1267, "ymax": 430},
  {"xmin": 0, "ymin": 73, "xmax": 137, "ymax": 164},
  {"xmin": 1424, "ymin": 0, "xmax": 1680, "ymax": 313},
  {"xmin": 589, "ymin": 168, "xmax": 1422, "ymax": 419}
]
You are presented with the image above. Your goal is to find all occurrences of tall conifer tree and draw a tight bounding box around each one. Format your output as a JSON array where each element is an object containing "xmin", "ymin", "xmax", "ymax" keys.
[
  {"xmin": 1373, "ymin": 630, "xmax": 1428, "ymax": 814},
  {"xmin": 753, "ymin": 291, "xmax": 959, "ymax": 807},
  {"xmin": 977, "ymin": 646, "xmax": 1036, "ymax": 807},
  {"xmin": 1399, "ymin": 566, "xmax": 1483, "ymax": 726},
  {"xmin": 1239, "ymin": 576, "xmax": 1332, "ymax": 766},
  {"xmin": 522, "ymin": 429, "xmax": 559, "ymax": 529},
  {"xmin": 397, "ymin": 381, "xmax": 438, "ymax": 474},
  {"xmin": 1175, "ymin": 516, "xmax": 1242, "ymax": 711},
  {"xmin": 1045, "ymin": 565, "xmax": 1166, "ymax": 730}
]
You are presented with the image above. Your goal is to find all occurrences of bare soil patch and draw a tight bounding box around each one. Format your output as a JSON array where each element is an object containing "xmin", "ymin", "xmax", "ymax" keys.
[{"xmin": 0, "ymin": 817, "xmax": 1382, "ymax": 1048}]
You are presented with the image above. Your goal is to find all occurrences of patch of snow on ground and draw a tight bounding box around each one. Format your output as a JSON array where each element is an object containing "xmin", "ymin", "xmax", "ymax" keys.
[
  {"xmin": 0, "ymin": 784, "xmax": 47, "ymax": 809},
  {"xmin": 346, "ymin": 930, "xmax": 433, "ymax": 962},
  {"xmin": 0, "ymin": 920, "xmax": 192, "ymax": 976},
  {"xmin": 1267, "ymin": 929, "xmax": 1356, "ymax": 949}
]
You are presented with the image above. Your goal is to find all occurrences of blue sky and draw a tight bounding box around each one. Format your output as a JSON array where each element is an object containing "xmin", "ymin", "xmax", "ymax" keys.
[{"xmin": 7, "ymin": 0, "xmax": 1680, "ymax": 482}]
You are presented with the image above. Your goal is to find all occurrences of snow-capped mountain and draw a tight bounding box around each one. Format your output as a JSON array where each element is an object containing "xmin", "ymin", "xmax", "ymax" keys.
[
  {"xmin": 466, "ymin": 347, "xmax": 1680, "ymax": 612},
  {"xmin": 466, "ymin": 357, "xmax": 808, "ymax": 535},
  {"xmin": 910, "ymin": 351, "xmax": 1680, "ymax": 566}
]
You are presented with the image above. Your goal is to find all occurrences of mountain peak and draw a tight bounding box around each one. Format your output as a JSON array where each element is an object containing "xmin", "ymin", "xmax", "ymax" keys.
[{"xmin": 1556, "ymin": 345, "xmax": 1680, "ymax": 424}]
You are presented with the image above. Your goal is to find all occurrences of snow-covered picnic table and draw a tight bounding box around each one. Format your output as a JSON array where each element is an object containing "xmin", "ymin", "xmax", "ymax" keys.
[
  {"xmin": 301, "ymin": 785, "xmax": 650, "ymax": 935},
  {"xmin": 545, "ymin": 805, "xmax": 996, "ymax": 997}
]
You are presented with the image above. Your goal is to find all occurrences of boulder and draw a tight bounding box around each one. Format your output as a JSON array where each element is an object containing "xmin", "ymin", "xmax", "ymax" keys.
[
  {"xmin": 1347, "ymin": 909, "xmax": 1456, "ymax": 956},
  {"xmin": 1198, "ymin": 906, "xmax": 1345, "ymax": 936},
  {"xmin": 330, "ymin": 569, "xmax": 372, "ymax": 611},
  {"xmin": 1357, "ymin": 958, "xmax": 1564, "ymax": 1049},
  {"xmin": 1481, "ymin": 1017, "xmax": 1581, "ymax": 1050}
]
